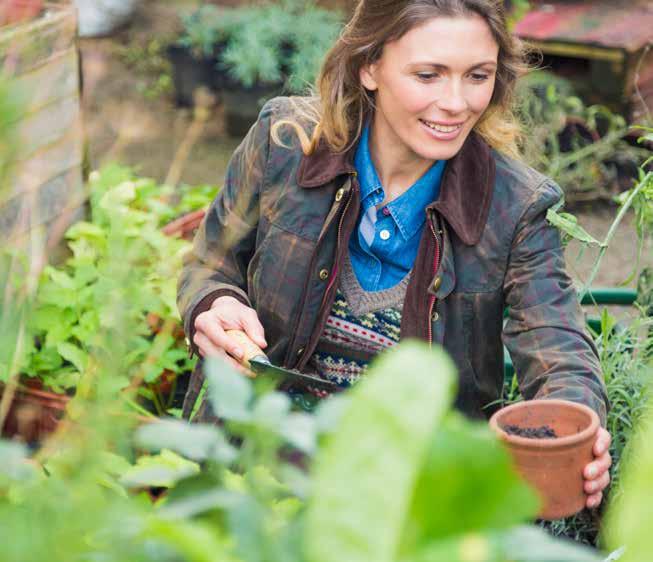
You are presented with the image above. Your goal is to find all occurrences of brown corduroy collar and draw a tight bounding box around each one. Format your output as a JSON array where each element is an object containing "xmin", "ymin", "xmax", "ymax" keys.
[{"xmin": 296, "ymin": 131, "xmax": 496, "ymax": 246}]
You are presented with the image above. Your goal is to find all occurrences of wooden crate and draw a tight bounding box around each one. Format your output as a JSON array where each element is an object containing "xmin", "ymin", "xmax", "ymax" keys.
[{"xmin": 0, "ymin": 2, "xmax": 84, "ymax": 248}]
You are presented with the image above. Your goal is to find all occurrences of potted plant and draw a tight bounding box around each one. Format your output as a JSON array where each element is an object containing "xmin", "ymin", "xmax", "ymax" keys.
[
  {"xmin": 218, "ymin": 1, "xmax": 342, "ymax": 136},
  {"xmin": 167, "ymin": 5, "xmax": 235, "ymax": 107},
  {"xmin": 489, "ymin": 398, "xmax": 600, "ymax": 520}
]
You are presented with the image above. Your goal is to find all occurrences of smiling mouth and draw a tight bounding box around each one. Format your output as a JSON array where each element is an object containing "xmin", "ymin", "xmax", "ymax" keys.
[{"xmin": 419, "ymin": 119, "xmax": 464, "ymax": 133}]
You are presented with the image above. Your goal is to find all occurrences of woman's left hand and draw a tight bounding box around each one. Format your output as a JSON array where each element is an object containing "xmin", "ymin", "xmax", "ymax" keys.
[{"xmin": 583, "ymin": 427, "xmax": 612, "ymax": 509}]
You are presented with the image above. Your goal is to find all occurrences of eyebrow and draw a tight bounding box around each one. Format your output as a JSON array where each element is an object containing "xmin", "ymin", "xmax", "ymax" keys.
[{"xmin": 407, "ymin": 61, "xmax": 498, "ymax": 71}]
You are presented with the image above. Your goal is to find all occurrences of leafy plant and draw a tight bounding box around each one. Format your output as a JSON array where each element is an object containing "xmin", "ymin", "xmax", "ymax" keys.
[
  {"xmin": 14, "ymin": 166, "xmax": 218, "ymax": 413},
  {"xmin": 0, "ymin": 343, "xmax": 606, "ymax": 562},
  {"xmin": 175, "ymin": 1, "xmax": 342, "ymax": 92},
  {"xmin": 517, "ymin": 71, "xmax": 649, "ymax": 205}
]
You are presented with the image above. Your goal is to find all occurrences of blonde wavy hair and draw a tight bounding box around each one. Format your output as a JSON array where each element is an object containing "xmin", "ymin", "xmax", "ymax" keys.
[{"xmin": 271, "ymin": 0, "xmax": 531, "ymax": 159}]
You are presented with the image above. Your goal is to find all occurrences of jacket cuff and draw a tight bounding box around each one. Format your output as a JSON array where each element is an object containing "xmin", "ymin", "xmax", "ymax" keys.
[{"xmin": 185, "ymin": 288, "xmax": 252, "ymax": 357}]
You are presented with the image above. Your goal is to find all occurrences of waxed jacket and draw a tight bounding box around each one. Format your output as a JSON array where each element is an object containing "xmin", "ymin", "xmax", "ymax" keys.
[{"xmin": 178, "ymin": 97, "xmax": 608, "ymax": 423}]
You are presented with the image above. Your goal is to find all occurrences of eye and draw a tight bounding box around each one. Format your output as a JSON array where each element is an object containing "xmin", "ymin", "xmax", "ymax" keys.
[
  {"xmin": 416, "ymin": 72, "xmax": 439, "ymax": 81},
  {"xmin": 469, "ymin": 72, "xmax": 491, "ymax": 82}
]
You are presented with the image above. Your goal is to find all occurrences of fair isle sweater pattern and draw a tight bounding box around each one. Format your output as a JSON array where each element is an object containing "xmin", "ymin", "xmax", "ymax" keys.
[{"xmin": 308, "ymin": 256, "xmax": 409, "ymax": 387}]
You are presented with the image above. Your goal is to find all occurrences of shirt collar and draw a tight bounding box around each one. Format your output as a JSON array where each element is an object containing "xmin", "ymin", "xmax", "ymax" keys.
[
  {"xmin": 387, "ymin": 159, "xmax": 446, "ymax": 240},
  {"xmin": 353, "ymin": 124, "xmax": 383, "ymax": 203},
  {"xmin": 354, "ymin": 123, "xmax": 446, "ymax": 240},
  {"xmin": 297, "ymin": 126, "xmax": 495, "ymax": 246}
]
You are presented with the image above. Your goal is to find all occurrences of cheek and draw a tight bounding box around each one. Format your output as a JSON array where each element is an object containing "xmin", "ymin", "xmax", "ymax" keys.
[{"xmin": 469, "ymin": 81, "xmax": 496, "ymax": 114}]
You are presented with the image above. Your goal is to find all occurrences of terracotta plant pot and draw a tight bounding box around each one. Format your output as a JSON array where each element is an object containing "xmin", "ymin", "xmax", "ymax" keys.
[
  {"xmin": 0, "ymin": 383, "xmax": 69, "ymax": 443},
  {"xmin": 0, "ymin": 0, "xmax": 43, "ymax": 26},
  {"xmin": 489, "ymin": 399, "xmax": 599, "ymax": 520},
  {"xmin": 161, "ymin": 209, "xmax": 206, "ymax": 241}
]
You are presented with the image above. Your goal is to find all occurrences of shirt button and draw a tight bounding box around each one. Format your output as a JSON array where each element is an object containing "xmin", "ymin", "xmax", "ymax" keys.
[
  {"xmin": 381, "ymin": 207, "xmax": 391, "ymax": 216},
  {"xmin": 318, "ymin": 268, "xmax": 329, "ymax": 280},
  {"xmin": 379, "ymin": 229, "xmax": 391, "ymax": 241},
  {"xmin": 431, "ymin": 311, "xmax": 440, "ymax": 322}
]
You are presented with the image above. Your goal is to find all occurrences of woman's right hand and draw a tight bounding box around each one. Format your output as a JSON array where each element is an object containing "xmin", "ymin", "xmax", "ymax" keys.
[{"xmin": 193, "ymin": 295, "xmax": 267, "ymax": 373}]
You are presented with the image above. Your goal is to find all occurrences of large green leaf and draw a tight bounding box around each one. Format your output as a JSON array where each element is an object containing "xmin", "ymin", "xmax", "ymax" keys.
[
  {"xmin": 604, "ymin": 395, "xmax": 653, "ymax": 561},
  {"xmin": 399, "ymin": 413, "xmax": 539, "ymax": 552},
  {"xmin": 135, "ymin": 419, "xmax": 237, "ymax": 464},
  {"xmin": 401, "ymin": 526, "xmax": 602, "ymax": 562},
  {"xmin": 304, "ymin": 341, "xmax": 456, "ymax": 562},
  {"xmin": 205, "ymin": 357, "xmax": 253, "ymax": 422}
]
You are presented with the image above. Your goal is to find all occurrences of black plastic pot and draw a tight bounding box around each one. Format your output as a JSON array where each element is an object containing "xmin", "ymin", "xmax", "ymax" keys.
[
  {"xmin": 166, "ymin": 44, "xmax": 229, "ymax": 107},
  {"xmin": 222, "ymin": 81, "xmax": 284, "ymax": 137}
]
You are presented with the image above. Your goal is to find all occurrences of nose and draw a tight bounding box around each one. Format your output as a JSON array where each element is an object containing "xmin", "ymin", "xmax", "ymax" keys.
[{"xmin": 436, "ymin": 78, "xmax": 468, "ymax": 114}]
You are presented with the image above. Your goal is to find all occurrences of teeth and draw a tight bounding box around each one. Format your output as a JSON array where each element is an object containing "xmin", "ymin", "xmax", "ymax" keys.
[{"xmin": 421, "ymin": 120, "xmax": 461, "ymax": 133}]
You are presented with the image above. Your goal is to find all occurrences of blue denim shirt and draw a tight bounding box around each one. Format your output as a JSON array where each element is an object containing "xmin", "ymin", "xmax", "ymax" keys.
[{"xmin": 350, "ymin": 125, "xmax": 446, "ymax": 291}]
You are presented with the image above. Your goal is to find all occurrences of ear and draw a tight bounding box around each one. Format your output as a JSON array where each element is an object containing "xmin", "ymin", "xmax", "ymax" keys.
[{"xmin": 359, "ymin": 63, "xmax": 379, "ymax": 91}]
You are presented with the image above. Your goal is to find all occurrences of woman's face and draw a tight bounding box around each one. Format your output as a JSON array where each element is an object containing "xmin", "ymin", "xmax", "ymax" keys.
[{"xmin": 360, "ymin": 15, "xmax": 499, "ymax": 163}]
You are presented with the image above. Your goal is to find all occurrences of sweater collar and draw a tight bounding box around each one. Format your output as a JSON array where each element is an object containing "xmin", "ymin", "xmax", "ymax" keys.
[{"xmin": 297, "ymin": 130, "xmax": 495, "ymax": 246}]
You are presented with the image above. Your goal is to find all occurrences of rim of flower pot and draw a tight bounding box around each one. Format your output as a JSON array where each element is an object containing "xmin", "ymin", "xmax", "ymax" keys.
[{"xmin": 489, "ymin": 398, "xmax": 600, "ymax": 450}]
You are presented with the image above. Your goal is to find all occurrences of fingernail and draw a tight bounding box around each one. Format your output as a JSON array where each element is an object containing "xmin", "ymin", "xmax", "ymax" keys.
[
  {"xmin": 587, "ymin": 466, "xmax": 598, "ymax": 478},
  {"xmin": 234, "ymin": 348, "xmax": 244, "ymax": 359}
]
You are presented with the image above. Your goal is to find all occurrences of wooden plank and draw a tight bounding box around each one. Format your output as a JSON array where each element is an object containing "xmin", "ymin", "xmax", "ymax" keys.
[
  {"xmin": 15, "ymin": 94, "xmax": 82, "ymax": 161},
  {"xmin": 13, "ymin": 47, "xmax": 79, "ymax": 119},
  {"xmin": 5, "ymin": 128, "xmax": 83, "ymax": 202},
  {"xmin": 521, "ymin": 40, "xmax": 625, "ymax": 64},
  {"xmin": 0, "ymin": 4, "xmax": 76, "ymax": 77},
  {"xmin": 0, "ymin": 166, "xmax": 84, "ymax": 237}
]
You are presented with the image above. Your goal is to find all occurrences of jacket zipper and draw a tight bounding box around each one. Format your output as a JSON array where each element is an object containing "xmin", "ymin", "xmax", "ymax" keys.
[
  {"xmin": 288, "ymin": 178, "xmax": 354, "ymax": 370},
  {"xmin": 427, "ymin": 213, "xmax": 442, "ymax": 349}
]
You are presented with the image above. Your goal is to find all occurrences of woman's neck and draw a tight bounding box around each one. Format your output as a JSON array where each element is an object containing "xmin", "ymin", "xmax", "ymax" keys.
[{"xmin": 368, "ymin": 119, "xmax": 434, "ymax": 204}]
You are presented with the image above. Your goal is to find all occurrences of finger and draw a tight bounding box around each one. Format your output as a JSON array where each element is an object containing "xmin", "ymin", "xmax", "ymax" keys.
[
  {"xmin": 194, "ymin": 334, "xmax": 253, "ymax": 377},
  {"xmin": 585, "ymin": 470, "xmax": 610, "ymax": 494},
  {"xmin": 213, "ymin": 349, "xmax": 256, "ymax": 378},
  {"xmin": 585, "ymin": 452, "xmax": 612, "ymax": 479},
  {"xmin": 199, "ymin": 321, "xmax": 245, "ymax": 361},
  {"xmin": 586, "ymin": 491, "xmax": 603, "ymax": 510},
  {"xmin": 593, "ymin": 428, "xmax": 611, "ymax": 456},
  {"xmin": 193, "ymin": 332, "xmax": 224, "ymax": 359},
  {"xmin": 240, "ymin": 309, "xmax": 267, "ymax": 349}
]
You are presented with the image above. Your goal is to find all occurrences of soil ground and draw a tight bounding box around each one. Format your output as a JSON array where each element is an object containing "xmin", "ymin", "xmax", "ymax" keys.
[{"xmin": 79, "ymin": 0, "xmax": 653, "ymax": 302}]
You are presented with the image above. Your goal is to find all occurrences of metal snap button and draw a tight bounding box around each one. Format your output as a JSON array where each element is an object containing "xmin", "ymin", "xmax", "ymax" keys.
[
  {"xmin": 432, "ymin": 276, "xmax": 442, "ymax": 292},
  {"xmin": 431, "ymin": 311, "xmax": 440, "ymax": 322},
  {"xmin": 319, "ymin": 268, "xmax": 329, "ymax": 280},
  {"xmin": 379, "ymin": 229, "xmax": 390, "ymax": 241},
  {"xmin": 335, "ymin": 188, "xmax": 345, "ymax": 202}
]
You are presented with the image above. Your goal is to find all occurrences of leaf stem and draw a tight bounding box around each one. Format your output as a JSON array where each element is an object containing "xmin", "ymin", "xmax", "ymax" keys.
[{"xmin": 579, "ymin": 171, "xmax": 652, "ymax": 301}]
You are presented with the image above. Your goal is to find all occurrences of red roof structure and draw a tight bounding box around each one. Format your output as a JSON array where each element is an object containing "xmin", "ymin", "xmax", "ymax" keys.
[{"xmin": 514, "ymin": 0, "xmax": 653, "ymax": 123}]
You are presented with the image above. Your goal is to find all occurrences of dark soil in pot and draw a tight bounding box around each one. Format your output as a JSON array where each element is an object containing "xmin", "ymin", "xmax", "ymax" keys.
[
  {"xmin": 166, "ymin": 44, "xmax": 226, "ymax": 107},
  {"xmin": 489, "ymin": 399, "xmax": 600, "ymax": 520}
]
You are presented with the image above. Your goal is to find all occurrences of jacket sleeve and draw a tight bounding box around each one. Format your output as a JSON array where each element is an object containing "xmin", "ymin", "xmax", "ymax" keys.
[
  {"xmin": 502, "ymin": 179, "xmax": 609, "ymax": 425},
  {"xmin": 177, "ymin": 99, "xmax": 277, "ymax": 350}
]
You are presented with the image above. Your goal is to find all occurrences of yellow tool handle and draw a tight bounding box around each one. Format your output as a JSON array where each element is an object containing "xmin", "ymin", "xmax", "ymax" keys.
[{"xmin": 224, "ymin": 329, "xmax": 267, "ymax": 369}]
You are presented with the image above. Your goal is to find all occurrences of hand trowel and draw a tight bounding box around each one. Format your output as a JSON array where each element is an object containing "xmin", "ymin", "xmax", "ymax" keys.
[{"xmin": 225, "ymin": 330, "xmax": 338, "ymax": 394}]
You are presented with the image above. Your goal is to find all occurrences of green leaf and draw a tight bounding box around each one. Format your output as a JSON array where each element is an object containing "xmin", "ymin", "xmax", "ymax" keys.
[
  {"xmin": 546, "ymin": 208, "xmax": 604, "ymax": 247},
  {"xmin": 205, "ymin": 357, "xmax": 253, "ymax": 422},
  {"xmin": 305, "ymin": 342, "xmax": 457, "ymax": 562},
  {"xmin": 56, "ymin": 342, "xmax": 88, "ymax": 373},
  {"xmin": 135, "ymin": 419, "xmax": 238, "ymax": 463},
  {"xmin": 399, "ymin": 413, "xmax": 539, "ymax": 551},
  {"xmin": 120, "ymin": 449, "xmax": 200, "ymax": 488},
  {"xmin": 605, "ymin": 404, "xmax": 653, "ymax": 562}
]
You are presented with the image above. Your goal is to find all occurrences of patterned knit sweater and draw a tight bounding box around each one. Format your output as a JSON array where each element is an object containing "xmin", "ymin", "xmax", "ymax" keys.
[{"xmin": 308, "ymin": 256, "xmax": 409, "ymax": 387}]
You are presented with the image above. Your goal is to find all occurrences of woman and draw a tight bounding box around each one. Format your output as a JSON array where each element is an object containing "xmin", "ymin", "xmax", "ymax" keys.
[{"xmin": 178, "ymin": 0, "xmax": 611, "ymax": 509}]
